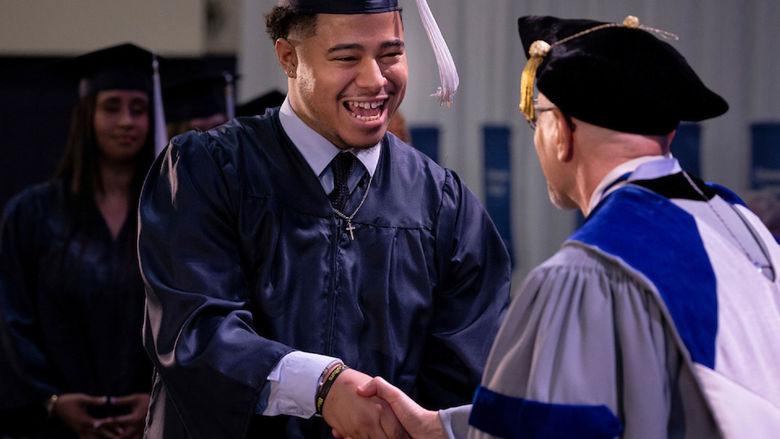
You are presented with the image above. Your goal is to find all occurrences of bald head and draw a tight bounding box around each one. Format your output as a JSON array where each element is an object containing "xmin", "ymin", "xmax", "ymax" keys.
[{"xmin": 573, "ymin": 118, "xmax": 673, "ymax": 162}]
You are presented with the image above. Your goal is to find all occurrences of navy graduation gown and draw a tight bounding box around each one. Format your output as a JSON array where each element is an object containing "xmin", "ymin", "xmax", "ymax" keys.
[
  {"xmin": 0, "ymin": 181, "xmax": 152, "ymax": 437},
  {"xmin": 139, "ymin": 109, "xmax": 511, "ymax": 438}
]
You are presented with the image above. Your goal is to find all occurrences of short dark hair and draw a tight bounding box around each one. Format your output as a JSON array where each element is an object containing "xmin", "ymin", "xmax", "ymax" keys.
[{"xmin": 265, "ymin": 6, "xmax": 318, "ymax": 42}]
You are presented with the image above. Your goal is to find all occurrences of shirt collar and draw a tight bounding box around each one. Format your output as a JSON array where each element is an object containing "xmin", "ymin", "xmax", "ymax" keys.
[
  {"xmin": 586, "ymin": 154, "xmax": 680, "ymax": 216},
  {"xmin": 278, "ymin": 97, "xmax": 380, "ymax": 177}
]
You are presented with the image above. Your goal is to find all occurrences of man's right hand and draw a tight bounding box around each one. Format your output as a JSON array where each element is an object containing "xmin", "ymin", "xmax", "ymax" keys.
[
  {"xmin": 354, "ymin": 377, "xmax": 447, "ymax": 439},
  {"xmin": 322, "ymin": 368, "xmax": 410, "ymax": 439}
]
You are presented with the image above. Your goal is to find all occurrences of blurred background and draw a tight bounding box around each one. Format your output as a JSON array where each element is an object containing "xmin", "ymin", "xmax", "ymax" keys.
[{"xmin": 1, "ymin": 0, "xmax": 778, "ymax": 280}]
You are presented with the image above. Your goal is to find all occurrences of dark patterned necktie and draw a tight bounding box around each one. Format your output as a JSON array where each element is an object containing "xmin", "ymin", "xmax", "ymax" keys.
[{"xmin": 328, "ymin": 152, "xmax": 356, "ymax": 211}]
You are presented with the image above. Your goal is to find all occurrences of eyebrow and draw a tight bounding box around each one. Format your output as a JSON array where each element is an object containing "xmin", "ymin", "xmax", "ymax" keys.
[
  {"xmin": 99, "ymin": 96, "xmax": 124, "ymax": 106},
  {"xmin": 327, "ymin": 40, "xmax": 405, "ymax": 53},
  {"xmin": 100, "ymin": 96, "xmax": 149, "ymax": 105}
]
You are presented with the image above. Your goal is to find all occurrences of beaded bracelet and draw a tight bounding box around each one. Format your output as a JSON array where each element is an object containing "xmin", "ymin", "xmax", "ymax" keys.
[{"xmin": 315, "ymin": 363, "xmax": 349, "ymax": 415}]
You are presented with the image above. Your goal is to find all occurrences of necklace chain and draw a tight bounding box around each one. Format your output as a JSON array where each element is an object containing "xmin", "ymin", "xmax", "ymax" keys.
[
  {"xmin": 332, "ymin": 172, "xmax": 374, "ymax": 240},
  {"xmin": 681, "ymin": 171, "xmax": 762, "ymax": 270}
]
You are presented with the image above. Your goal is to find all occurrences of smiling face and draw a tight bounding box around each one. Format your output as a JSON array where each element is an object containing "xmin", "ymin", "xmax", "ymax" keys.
[
  {"xmin": 283, "ymin": 11, "xmax": 408, "ymax": 149},
  {"xmin": 93, "ymin": 89, "xmax": 149, "ymax": 163}
]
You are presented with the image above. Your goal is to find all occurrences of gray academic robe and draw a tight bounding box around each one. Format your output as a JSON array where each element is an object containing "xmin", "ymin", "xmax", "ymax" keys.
[{"xmin": 465, "ymin": 170, "xmax": 780, "ymax": 438}]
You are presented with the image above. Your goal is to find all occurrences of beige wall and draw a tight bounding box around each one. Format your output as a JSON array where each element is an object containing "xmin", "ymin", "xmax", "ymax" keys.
[
  {"xmin": 0, "ymin": 0, "xmax": 207, "ymax": 55},
  {"xmin": 1, "ymin": 0, "xmax": 777, "ymax": 279}
]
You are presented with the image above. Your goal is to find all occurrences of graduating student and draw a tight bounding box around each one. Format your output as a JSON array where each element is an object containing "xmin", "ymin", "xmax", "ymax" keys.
[
  {"xmin": 235, "ymin": 89, "xmax": 286, "ymax": 118},
  {"xmin": 138, "ymin": 1, "xmax": 511, "ymax": 438},
  {"xmin": 354, "ymin": 14, "xmax": 780, "ymax": 439},
  {"xmin": 163, "ymin": 70, "xmax": 236, "ymax": 137},
  {"xmin": 0, "ymin": 43, "xmax": 159, "ymax": 439}
]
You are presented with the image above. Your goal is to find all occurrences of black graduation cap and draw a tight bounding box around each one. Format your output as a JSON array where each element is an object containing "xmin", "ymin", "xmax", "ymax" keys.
[
  {"xmin": 235, "ymin": 90, "xmax": 286, "ymax": 117},
  {"xmin": 517, "ymin": 15, "xmax": 729, "ymax": 135},
  {"xmin": 164, "ymin": 71, "xmax": 236, "ymax": 122},
  {"xmin": 54, "ymin": 43, "xmax": 155, "ymax": 97},
  {"xmin": 280, "ymin": 0, "xmax": 398, "ymax": 14}
]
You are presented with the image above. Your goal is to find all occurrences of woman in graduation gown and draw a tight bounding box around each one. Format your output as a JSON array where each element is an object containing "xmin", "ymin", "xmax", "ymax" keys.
[{"xmin": 0, "ymin": 44, "xmax": 155, "ymax": 439}]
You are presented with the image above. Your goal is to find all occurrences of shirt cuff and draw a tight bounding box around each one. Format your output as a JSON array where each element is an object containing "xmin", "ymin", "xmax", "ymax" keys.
[
  {"xmin": 438, "ymin": 404, "xmax": 472, "ymax": 439},
  {"xmin": 259, "ymin": 351, "xmax": 341, "ymax": 418}
]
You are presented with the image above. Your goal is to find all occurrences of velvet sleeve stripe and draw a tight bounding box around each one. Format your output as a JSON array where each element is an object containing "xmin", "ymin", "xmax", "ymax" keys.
[{"xmin": 468, "ymin": 386, "xmax": 622, "ymax": 439}]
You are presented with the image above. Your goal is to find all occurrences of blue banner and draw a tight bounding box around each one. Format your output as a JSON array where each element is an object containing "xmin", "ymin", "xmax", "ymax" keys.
[
  {"xmin": 483, "ymin": 125, "xmax": 514, "ymax": 266},
  {"xmin": 409, "ymin": 126, "xmax": 439, "ymax": 163},
  {"xmin": 671, "ymin": 123, "xmax": 701, "ymax": 177},
  {"xmin": 751, "ymin": 123, "xmax": 780, "ymax": 195}
]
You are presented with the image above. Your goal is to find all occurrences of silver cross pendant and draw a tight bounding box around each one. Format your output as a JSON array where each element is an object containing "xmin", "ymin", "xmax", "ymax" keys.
[{"xmin": 345, "ymin": 220, "xmax": 356, "ymax": 240}]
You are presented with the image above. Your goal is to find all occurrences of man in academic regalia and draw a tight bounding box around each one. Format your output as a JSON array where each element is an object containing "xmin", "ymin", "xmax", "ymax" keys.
[
  {"xmin": 137, "ymin": 1, "xmax": 511, "ymax": 438},
  {"xmin": 352, "ymin": 14, "xmax": 780, "ymax": 439}
]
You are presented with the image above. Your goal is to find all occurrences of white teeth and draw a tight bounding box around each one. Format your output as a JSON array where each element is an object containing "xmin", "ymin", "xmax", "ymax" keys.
[
  {"xmin": 346, "ymin": 100, "xmax": 384, "ymax": 121},
  {"xmin": 349, "ymin": 112, "xmax": 381, "ymax": 121},
  {"xmin": 348, "ymin": 100, "xmax": 384, "ymax": 110}
]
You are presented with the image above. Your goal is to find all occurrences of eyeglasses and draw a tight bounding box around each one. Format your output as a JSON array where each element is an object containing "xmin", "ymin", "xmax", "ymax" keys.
[{"xmin": 523, "ymin": 98, "xmax": 557, "ymax": 130}]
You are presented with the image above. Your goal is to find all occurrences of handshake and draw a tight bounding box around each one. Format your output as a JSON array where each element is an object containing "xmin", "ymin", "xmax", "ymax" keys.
[{"xmin": 321, "ymin": 368, "xmax": 449, "ymax": 439}]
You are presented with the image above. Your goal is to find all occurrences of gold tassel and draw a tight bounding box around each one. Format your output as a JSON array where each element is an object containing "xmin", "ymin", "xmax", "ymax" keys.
[
  {"xmin": 519, "ymin": 40, "xmax": 551, "ymax": 122},
  {"xmin": 518, "ymin": 15, "xmax": 673, "ymax": 122}
]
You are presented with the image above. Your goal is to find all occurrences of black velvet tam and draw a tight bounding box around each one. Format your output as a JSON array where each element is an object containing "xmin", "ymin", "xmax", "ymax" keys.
[
  {"xmin": 53, "ymin": 42, "xmax": 155, "ymax": 96},
  {"xmin": 280, "ymin": 0, "xmax": 398, "ymax": 14},
  {"xmin": 517, "ymin": 16, "xmax": 728, "ymax": 135}
]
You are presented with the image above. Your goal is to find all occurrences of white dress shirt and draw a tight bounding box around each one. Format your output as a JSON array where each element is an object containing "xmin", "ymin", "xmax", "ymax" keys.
[{"xmin": 261, "ymin": 97, "xmax": 381, "ymax": 418}]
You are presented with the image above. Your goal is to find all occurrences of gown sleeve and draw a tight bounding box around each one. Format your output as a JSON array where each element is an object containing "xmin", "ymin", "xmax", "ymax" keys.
[
  {"xmin": 0, "ymin": 190, "xmax": 59, "ymax": 407},
  {"xmin": 468, "ymin": 244, "xmax": 677, "ymax": 439},
  {"xmin": 417, "ymin": 170, "xmax": 511, "ymax": 409},
  {"xmin": 138, "ymin": 133, "xmax": 293, "ymax": 438}
]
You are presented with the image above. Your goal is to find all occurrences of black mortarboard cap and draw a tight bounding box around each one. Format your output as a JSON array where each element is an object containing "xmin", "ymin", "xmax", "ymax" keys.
[
  {"xmin": 236, "ymin": 90, "xmax": 286, "ymax": 117},
  {"xmin": 517, "ymin": 15, "xmax": 729, "ymax": 135},
  {"xmin": 164, "ymin": 71, "xmax": 236, "ymax": 122},
  {"xmin": 280, "ymin": 0, "xmax": 398, "ymax": 14},
  {"xmin": 54, "ymin": 43, "xmax": 155, "ymax": 97}
]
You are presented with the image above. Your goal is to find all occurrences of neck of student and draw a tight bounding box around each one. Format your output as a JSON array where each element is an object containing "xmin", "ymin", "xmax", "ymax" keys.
[
  {"xmin": 96, "ymin": 158, "xmax": 135, "ymax": 198},
  {"xmin": 94, "ymin": 158, "xmax": 136, "ymax": 238}
]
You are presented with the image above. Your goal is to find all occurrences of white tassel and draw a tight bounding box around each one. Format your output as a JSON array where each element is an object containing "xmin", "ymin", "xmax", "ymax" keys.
[
  {"xmin": 414, "ymin": 0, "xmax": 459, "ymax": 106},
  {"xmin": 152, "ymin": 55, "xmax": 168, "ymax": 156},
  {"xmin": 223, "ymin": 71, "xmax": 235, "ymax": 120}
]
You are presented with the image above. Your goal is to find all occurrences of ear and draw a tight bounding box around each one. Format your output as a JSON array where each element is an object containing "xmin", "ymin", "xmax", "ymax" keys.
[
  {"xmin": 664, "ymin": 129, "xmax": 676, "ymax": 152},
  {"xmin": 553, "ymin": 110, "xmax": 574, "ymax": 163},
  {"xmin": 275, "ymin": 38, "xmax": 298, "ymax": 78}
]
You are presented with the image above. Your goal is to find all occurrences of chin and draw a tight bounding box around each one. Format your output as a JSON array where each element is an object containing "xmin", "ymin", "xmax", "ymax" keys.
[
  {"xmin": 341, "ymin": 129, "xmax": 387, "ymax": 150},
  {"xmin": 547, "ymin": 185, "xmax": 577, "ymax": 210},
  {"xmin": 101, "ymin": 147, "xmax": 142, "ymax": 164}
]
